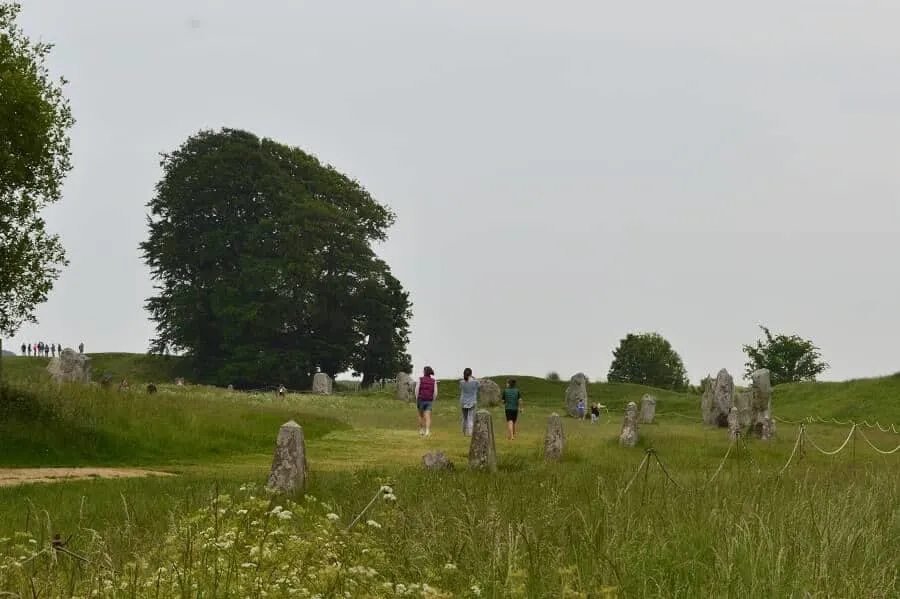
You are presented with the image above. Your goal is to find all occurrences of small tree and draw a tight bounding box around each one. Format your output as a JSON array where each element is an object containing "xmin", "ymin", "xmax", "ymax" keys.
[
  {"xmin": 742, "ymin": 325, "xmax": 829, "ymax": 385},
  {"xmin": 546, "ymin": 371, "xmax": 560, "ymax": 381},
  {"xmin": 607, "ymin": 332, "xmax": 689, "ymax": 391}
]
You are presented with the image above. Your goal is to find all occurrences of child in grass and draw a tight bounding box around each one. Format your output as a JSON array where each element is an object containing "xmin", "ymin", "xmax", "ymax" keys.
[
  {"xmin": 459, "ymin": 368, "xmax": 480, "ymax": 436},
  {"xmin": 576, "ymin": 398, "xmax": 586, "ymax": 419},
  {"xmin": 590, "ymin": 403, "xmax": 600, "ymax": 423},
  {"xmin": 414, "ymin": 366, "xmax": 437, "ymax": 437},
  {"xmin": 502, "ymin": 378, "xmax": 523, "ymax": 440}
]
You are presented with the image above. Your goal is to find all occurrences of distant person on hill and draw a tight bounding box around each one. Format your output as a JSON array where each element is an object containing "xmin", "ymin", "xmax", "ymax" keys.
[
  {"xmin": 278, "ymin": 384, "xmax": 286, "ymax": 397},
  {"xmin": 459, "ymin": 368, "xmax": 480, "ymax": 436},
  {"xmin": 20, "ymin": 343, "xmax": 25, "ymax": 356},
  {"xmin": 27, "ymin": 344, "xmax": 32, "ymax": 356},
  {"xmin": 503, "ymin": 378, "xmax": 523, "ymax": 440},
  {"xmin": 50, "ymin": 344, "xmax": 56, "ymax": 357},
  {"xmin": 78, "ymin": 342, "xmax": 84, "ymax": 354},
  {"xmin": 414, "ymin": 366, "xmax": 437, "ymax": 437}
]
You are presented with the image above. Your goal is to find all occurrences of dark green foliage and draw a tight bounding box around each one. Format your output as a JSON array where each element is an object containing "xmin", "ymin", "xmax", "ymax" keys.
[
  {"xmin": 140, "ymin": 128, "xmax": 412, "ymax": 388},
  {"xmin": 743, "ymin": 324, "xmax": 829, "ymax": 385},
  {"xmin": 545, "ymin": 371, "xmax": 561, "ymax": 381},
  {"xmin": 607, "ymin": 332, "xmax": 689, "ymax": 391},
  {"xmin": 0, "ymin": 2, "xmax": 73, "ymax": 337}
]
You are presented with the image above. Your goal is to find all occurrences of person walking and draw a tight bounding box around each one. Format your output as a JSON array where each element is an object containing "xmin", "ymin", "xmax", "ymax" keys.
[
  {"xmin": 414, "ymin": 366, "xmax": 437, "ymax": 437},
  {"xmin": 459, "ymin": 368, "xmax": 480, "ymax": 436},
  {"xmin": 502, "ymin": 378, "xmax": 523, "ymax": 440}
]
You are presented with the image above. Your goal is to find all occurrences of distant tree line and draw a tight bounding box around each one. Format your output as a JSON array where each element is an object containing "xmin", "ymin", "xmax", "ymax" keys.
[{"xmin": 603, "ymin": 326, "xmax": 829, "ymax": 391}]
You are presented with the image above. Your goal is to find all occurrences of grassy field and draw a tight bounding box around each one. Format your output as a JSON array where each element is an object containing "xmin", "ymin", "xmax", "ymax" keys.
[{"xmin": 1, "ymin": 354, "xmax": 899, "ymax": 597}]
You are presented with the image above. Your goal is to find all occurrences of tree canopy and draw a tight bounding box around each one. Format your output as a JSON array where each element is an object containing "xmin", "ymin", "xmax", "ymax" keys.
[
  {"xmin": 607, "ymin": 332, "xmax": 689, "ymax": 391},
  {"xmin": 742, "ymin": 325, "xmax": 829, "ymax": 385},
  {"xmin": 140, "ymin": 128, "xmax": 412, "ymax": 388},
  {"xmin": 0, "ymin": 2, "xmax": 73, "ymax": 337}
]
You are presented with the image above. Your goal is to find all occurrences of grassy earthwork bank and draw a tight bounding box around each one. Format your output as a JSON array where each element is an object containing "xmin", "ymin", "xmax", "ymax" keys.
[{"xmin": 1, "ymin": 355, "xmax": 900, "ymax": 597}]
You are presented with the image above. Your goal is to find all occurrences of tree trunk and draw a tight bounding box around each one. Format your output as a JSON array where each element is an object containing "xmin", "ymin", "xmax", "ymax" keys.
[{"xmin": 360, "ymin": 372, "xmax": 376, "ymax": 389}]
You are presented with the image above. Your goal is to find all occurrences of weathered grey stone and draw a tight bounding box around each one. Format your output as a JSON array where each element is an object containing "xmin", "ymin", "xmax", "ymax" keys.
[
  {"xmin": 396, "ymin": 372, "xmax": 416, "ymax": 402},
  {"xmin": 639, "ymin": 394, "xmax": 657, "ymax": 424},
  {"xmin": 565, "ymin": 372, "xmax": 588, "ymax": 417},
  {"xmin": 619, "ymin": 401, "xmax": 639, "ymax": 447},
  {"xmin": 422, "ymin": 451, "xmax": 454, "ymax": 471},
  {"xmin": 749, "ymin": 369, "xmax": 775, "ymax": 439},
  {"xmin": 734, "ymin": 391, "xmax": 752, "ymax": 428},
  {"xmin": 267, "ymin": 420, "xmax": 308, "ymax": 494},
  {"xmin": 312, "ymin": 372, "xmax": 332, "ymax": 395},
  {"xmin": 727, "ymin": 407, "xmax": 741, "ymax": 440},
  {"xmin": 544, "ymin": 413, "xmax": 564, "ymax": 461},
  {"xmin": 468, "ymin": 410, "xmax": 497, "ymax": 471},
  {"xmin": 46, "ymin": 349, "xmax": 92, "ymax": 384},
  {"xmin": 478, "ymin": 379, "xmax": 502, "ymax": 408},
  {"xmin": 701, "ymin": 368, "xmax": 733, "ymax": 427}
]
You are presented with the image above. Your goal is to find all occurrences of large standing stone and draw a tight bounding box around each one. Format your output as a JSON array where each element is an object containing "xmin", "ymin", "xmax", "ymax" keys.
[
  {"xmin": 478, "ymin": 379, "xmax": 501, "ymax": 408},
  {"xmin": 565, "ymin": 372, "xmax": 588, "ymax": 417},
  {"xmin": 727, "ymin": 407, "xmax": 741, "ymax": 440},
  {"xmin": 544, "ymin": 413, "xmax": 564, "ymax": 461},
  {"xmin": 701, "ymin": 368, "xmax": 734, "ymax": 427},
  {"xmin": 748, "ymin": 369, "xmax": 775, "ymax": 439},
  {"xmin": 422, "ymin": 451, "xmax": 454, "ymax": 471},
  {"xmin": 396, "ymin": 372, "xmax": 416, "ymax": 402},
  {"xmin": 639, "ymin": 394, "xmax": 657, "ymax": 424},
  {"xmin": 267, "ymin": 421, "xmax": 308, "ymax": 494},
  {"xmin": 312, "ymin": 372, "xmax": 332, "ymax": 395},
  {"xmin": 46, "ymin": 349, "xmax": 92, "ymax": 384},
  {"xmin": 619, "ymin": 401, "xmax": 639, "ymax": 447},
  {"xmin": 468, "ymin": 410, "xmax": 497, "ymax": 471}
]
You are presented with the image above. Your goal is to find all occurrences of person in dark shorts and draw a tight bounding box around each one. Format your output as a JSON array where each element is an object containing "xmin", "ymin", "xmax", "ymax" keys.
[{"xmin": 502, "ymin": 378, "xmax": 523, "ymax": 440}]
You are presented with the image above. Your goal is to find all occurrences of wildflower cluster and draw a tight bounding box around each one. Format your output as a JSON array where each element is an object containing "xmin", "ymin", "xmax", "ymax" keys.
[{"xmin": 0, "ymin": 483, "xmax": 453, "ymax": 598}]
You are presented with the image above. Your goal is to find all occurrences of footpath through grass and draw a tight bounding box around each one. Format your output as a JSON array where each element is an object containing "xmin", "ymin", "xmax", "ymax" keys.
[{"xmin": 2, "ymin": 356, "xmax": 900, "ymax": 596}]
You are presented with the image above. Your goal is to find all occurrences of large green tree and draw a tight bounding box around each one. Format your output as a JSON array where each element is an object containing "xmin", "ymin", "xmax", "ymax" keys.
[
  {"xmin": 140, "ymin": 128, "xmax": 412, "ymax": 388},
  {"xmin": 0, "ymin": 2, "xmax": 73, "ymax": 339},
  {"xmin": 607, "ymin": 332, "xmax": 689, "ymax": 391},
  {"xmin": 742, "ymin": 325, "xmax": 829, "ymax": 385}
]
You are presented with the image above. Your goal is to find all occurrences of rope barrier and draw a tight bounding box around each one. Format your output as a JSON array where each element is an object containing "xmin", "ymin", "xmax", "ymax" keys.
[
  {"xmin": 804, "ymin": 424, "xmax": 857, "ymax": 456},
  {"xmin": 618, "ymin": 419, "xmax": 900, "ymax": 497}
]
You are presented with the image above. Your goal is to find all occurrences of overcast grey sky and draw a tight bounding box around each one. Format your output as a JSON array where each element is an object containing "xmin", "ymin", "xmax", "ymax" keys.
[{"xmin": 10, "ymin": 0, "xmax": 900, "ymax": 383}]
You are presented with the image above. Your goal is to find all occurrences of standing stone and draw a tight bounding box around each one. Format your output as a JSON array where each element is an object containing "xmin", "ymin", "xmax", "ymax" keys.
[
  {"xmin": 396, "ymin": 372, "xmax": 416, "ymax": 402},
  {"xmin": 478, "ymin": 378, "xmax": 502, "ymax": 408},
  {"xmin": 639, "ymin": 394, "xmax": 657, "ymax": 424},
  {"xmin": 268, "ymin": 420, "xmax": 308, "ymax": 493},
  {"xmin": 734, "ymin": 391, "xmax": 752, "ymax": 428},
  {"xmin": 701, "ymin": 368, "xmax": 734, "ymax": 427},
  {"xmin": 619, "ymin": 401, "xmax": 639, "ymax": 447},
  {"xmin": 727, "ymin": 407, "xmax": 741, "ymax": 440},
  {"xmin": 46, "ymin": 349, "xmax": 92, "ymax": 384},
  {"xmin": 749, "ymin": 369, "xmax": 775, "ymax": 439},
  {"xmin": 267, "ymin": 421, "xmax": 308, "ymax": 494},
  {"xmin": 468, "ymin": 410, "xmax": 497, "ymax": 471},
  {"xmin": 312, "ymin": 372, "xmax": 332, "ymax": 395},
  {"xmin": 422, "ymin": 451, "xmax": 454, "ymax": 471},
  {"xmin": 544, "ymin": 413, "xmax": 564, "ymax": 461},
  {"xmin": 565, "ymin": 372, "xmax": 588, "ymax": 417}
]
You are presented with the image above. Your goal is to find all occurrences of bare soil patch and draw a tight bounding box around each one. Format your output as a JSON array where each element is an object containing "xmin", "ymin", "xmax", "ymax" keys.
[{"xmin": 0, "ymin": 468, "xmax": 175, "ymax": 487}]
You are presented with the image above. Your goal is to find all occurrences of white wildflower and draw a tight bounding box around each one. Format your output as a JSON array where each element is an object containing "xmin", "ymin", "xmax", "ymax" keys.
[
  {"xmin": 241, "ymin": 562, "xmax": 257, "ymax": 569},
  {"xmin": 366, "ymin": 519, "xmax": 381, "ymax": 529},
  {"xmin": 277, "ymin": 510, "xmax": 293, "ymax": 520},
  {"xmin": 471, "ymin": 584, "xmax": 482, "ymax": 596},
  {"xmin": 383, "ymin": 493, "xmax": 397, "ymax": 502},
  {"xmin": 326, "ymin": 513, "xmax": 340, "ymax": 522},
  {"xmin": 237, "ymin": 509, "xmax": 248, "ymax": 515},
  {"xmin": 444, "ymin": 562, "xmax": 457, "ymax": 570},
  {"xmin": 380, "ymin": 485, "xmax": 394, "ymax": 494}
]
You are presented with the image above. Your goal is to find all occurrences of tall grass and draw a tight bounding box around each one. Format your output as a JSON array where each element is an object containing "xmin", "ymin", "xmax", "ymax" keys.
[{"xmin": 2, "ymin": 355, "xmax": 900, "ymax": 596}]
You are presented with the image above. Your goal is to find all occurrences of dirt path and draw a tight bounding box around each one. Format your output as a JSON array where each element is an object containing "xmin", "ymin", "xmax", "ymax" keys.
[{"xmin": 0, "ymin": 468, "xmax": 175, "ymax": 487}]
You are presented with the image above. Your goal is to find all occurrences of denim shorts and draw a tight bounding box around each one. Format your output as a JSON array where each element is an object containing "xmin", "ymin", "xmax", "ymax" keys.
[{"xmin": 417, "ymin": 399, "xmax": 433, "ymax": 411}]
